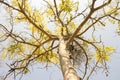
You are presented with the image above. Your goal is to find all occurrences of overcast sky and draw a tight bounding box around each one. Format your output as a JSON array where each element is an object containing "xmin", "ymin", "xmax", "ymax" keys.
[{"xmin": 0, "ymin": 0, "xmax": 120, "ymax": 80}]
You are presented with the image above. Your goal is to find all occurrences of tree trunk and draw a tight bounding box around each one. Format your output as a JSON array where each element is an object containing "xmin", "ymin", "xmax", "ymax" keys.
[{"xmin": 58, "ymin": 37, "xmax": 82, "ymax": 80}]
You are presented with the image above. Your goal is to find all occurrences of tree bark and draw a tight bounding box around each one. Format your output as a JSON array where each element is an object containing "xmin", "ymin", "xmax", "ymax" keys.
[{"xmin": 58, "ymin": 37, "xmax": 82, "ymax": 80}]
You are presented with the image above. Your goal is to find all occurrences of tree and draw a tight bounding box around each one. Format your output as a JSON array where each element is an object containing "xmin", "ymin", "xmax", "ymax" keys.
[{"xmin": 0, "ymin": 0, "xmax": 120, "ymax": 80}]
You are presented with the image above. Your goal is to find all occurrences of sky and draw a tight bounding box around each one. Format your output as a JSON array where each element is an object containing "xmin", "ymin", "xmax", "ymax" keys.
[{"xmin": 0, "ymin": 0, "xmax": 120, "ymax": 80}]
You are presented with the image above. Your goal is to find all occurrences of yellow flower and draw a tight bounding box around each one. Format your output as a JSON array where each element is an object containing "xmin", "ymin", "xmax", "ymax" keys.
[
  {"xmin": 94, "ymin": 46, "xmax": 115, "ymax": 63},
  {"xmin": 2, "ymin": 53, "xmax": 7, "ymax": 58}
]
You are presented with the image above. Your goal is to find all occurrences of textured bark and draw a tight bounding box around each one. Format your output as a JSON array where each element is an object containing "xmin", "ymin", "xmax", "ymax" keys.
[{"xmin": 58, "ymin": 37, "xmax": 82, "ymax": 80}]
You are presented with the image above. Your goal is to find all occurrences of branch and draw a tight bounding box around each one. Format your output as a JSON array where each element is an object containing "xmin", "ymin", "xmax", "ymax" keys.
[
  {"xmin": 4, "ymin": 43, "xmax": 58, "ymax": 80},
  {"xmin": 43, "ymin": 0, "xmax": 56, "ymax": 19},
  {"xmin": 66, "ymin": 10, "xmax": 93, "ymax": 46},
  {"xmin": 74, "ymin": 40, "xmax": 88, "ymax": 79},
  {"xmin": 53, "ymin": 0, "xmax": 69, "ymax": 36},
  {"xmin": 109, "ymin": 15, "xmax": 120, "ymax": 21},
  {"xmin": 0, "ymin": 1, "xmax": 21, "ymax": 11},
  {"xmin": 66, "ymin": 7, "xmax": 88, "ymax": 26},
  {"xmin": 0, "ymin": 1, "xmax": 53, "ymax": 39},
  {"xmin": 66, "ymin": 0, "xmax": 112, "ymax": 46},
  {"xmin": 78, "ymin": 15, "xmax": 107, "ymax": 36},
  {"xmin": 94, "ymin": 0, "xmax": 112, "ymax": 11},
  {"xmin": 19, "ymin": 7, "xmax": 52, "ymax": 39},
  {"xmin": 76, "ymin": 37, "xmax": 100, "ymax": 51},
  {"xmin": 91, "ymin": 0, "xmax": 96, "ymax": 9},
  {"xmin": 87, "ymin": 61, "xmax": 99, "ymax": 80},
  {"xmin": 53, "ymin": 0, "xmax": 65, "ymax": 28},
  {"xmin": 0, "ymin": 24, "xmax": 10, "ymax": 42}
]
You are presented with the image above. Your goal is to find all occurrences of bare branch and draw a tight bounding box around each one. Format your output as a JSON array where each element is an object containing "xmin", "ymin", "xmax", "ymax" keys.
[
  {"xmin": 94, "ymin": 0, "xmax": 112, "ymax": 11},
  {"xmin": 109, "ymin": 15, "xmax": 120, "ymax": 21}
]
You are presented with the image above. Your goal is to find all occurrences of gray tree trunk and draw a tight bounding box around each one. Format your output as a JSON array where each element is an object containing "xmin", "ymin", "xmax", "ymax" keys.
[{"xmin": 58, "ymin": 37, "xmax": 82, "ymax": 80}]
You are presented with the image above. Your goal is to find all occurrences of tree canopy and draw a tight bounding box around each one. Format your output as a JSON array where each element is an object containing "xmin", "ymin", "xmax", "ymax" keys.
[{"xmin": 0, "ymin": 0, "xmax": 120, "ymax": 80}]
